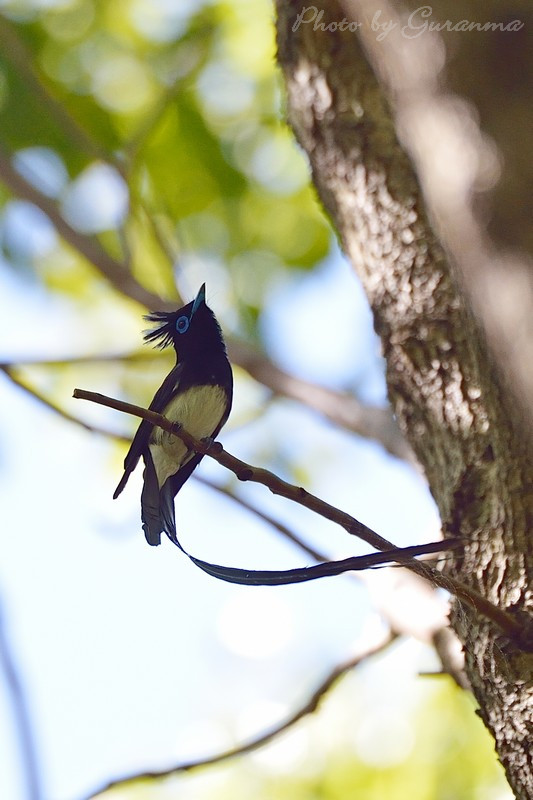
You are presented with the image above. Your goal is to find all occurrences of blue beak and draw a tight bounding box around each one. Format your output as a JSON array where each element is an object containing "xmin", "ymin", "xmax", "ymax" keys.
[{"xmin": 190, "ymin": 283, "xmax": 206, "ymax": 318}]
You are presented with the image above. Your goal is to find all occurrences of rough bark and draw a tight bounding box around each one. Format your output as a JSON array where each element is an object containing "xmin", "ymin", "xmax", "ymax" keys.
[{"xmin": 275, "ymin": 2, "xmax": 533, "ymax": 797}]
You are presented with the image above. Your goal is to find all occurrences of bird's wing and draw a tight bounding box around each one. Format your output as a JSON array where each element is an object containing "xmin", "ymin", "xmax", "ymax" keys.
[{"xmin": 113, "ymin": 363, "xmax": 183, "ymax": 499}]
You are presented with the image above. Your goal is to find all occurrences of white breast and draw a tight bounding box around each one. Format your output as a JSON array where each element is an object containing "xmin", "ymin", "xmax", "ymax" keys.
[{"xmin": 149, "ymin": 384, "xmax": 228, "ymax": 488}]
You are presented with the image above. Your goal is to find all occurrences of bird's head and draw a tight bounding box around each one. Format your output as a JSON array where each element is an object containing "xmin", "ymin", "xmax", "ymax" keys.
[{"xmin": 143, "ymin": 284, "xmax": 225, "ymax": 359}]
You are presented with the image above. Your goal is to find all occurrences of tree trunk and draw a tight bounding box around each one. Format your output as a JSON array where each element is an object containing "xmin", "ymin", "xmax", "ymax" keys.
[{"xmin": 275, "ymin": 2, "xmax": 533, "ymax": 797}]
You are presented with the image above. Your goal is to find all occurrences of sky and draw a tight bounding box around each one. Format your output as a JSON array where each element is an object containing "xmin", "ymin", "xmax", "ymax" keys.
[{"xmin": 0, "ymin": 250, "xmax": 445, "ymax": 800}]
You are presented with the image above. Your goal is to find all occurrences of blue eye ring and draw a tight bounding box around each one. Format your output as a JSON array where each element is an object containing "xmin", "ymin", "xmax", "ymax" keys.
[{"xmin": 176, "ymin": 315, "xmax": 189, "ymax": 334}]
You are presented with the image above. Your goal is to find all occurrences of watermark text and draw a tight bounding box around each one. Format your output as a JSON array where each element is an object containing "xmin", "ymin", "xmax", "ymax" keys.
[{"xmin": 292, "ymin": 5, "xmax": 524, "ymax": 40}]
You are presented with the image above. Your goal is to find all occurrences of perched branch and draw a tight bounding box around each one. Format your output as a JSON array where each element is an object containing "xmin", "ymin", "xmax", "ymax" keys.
[
  {"xmin": 73, "ymin": 388, "xmax": 529, "ymax": 647},
  {"xmin": 0, "ymin": 360, "xmax": 452, "ymax": 642},
  {"xmin": 80, "ymin": 630, "xmax": 397, "ymax": 800}
]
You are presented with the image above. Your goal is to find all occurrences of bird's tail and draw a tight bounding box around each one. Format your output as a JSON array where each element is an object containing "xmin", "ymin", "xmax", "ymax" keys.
[
  {"xmin": 160, "ymin": 481, "xmax": 177, "ymax": 543},
  {"xmin": 140, "ymin": 451, "xmax": 178, "ymax": 546}
]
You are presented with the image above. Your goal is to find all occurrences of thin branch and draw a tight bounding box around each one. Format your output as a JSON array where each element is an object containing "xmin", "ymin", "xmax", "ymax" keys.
[
  {"xmin": 0, "ymin": 21, "xmax": 112, "ymax": 170},
  {"xmin": 195, "ymin": 476, "xmax": 327, "ymax": 564},
  {"xmin": 0, "ymin": 353, "xmax": 159, "ymax": 367},
  {"xmin": 72, "ymin": 388, "xmax": 529, "ymax": 647},
  {"xmin": 80, "ymin": 630, "xmax": 397, "ymax": 800},
  {"xmin": 3, "ymin": 356, "xmax": 452, "ymax": 640},
  {"xmin": 228, "ymin": 339, "xmax": 414, "ymax": 462},
  {"xmin": 432, "ymin": 627, "xmax": 469, "ymax": 691},
  {"xmin": 0, "ymin": 366, "xmax": 129, "ymax": 441},
  {"xmin": 0, "ymin": 148, "xmax": 167, "ymax": 312},
  {"xmin": 125, "ymin": 84, "xmax": 183, "ymax": 167},
  {"xmin": 0, "ymin": 595, "xmax": 43, "ymax": 800}
]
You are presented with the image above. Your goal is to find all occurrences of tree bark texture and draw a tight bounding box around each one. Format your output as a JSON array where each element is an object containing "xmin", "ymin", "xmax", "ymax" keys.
[{"xmin": 275, "ymin": 2, "xmax": 533, "ymax": 797}]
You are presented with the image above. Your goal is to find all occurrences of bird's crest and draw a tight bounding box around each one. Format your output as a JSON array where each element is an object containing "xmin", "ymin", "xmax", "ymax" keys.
[
  {"xmin": 143, "ymin": 311, "xmax": 178, "ymax": 350},
  {"xmin": 142, "ymin": 285, "xmax": 207, "ymax": 350}
]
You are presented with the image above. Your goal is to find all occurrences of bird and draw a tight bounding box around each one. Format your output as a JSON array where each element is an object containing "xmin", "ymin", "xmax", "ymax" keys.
[{"xmin": 113, "ymin": 284, "xmax": 233, "ymax": 546}]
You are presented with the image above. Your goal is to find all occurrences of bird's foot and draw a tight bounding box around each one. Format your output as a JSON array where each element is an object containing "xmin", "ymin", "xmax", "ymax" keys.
[{"xmin": 201, "ymin": 436, "xmax": 223, "ymax": 454}]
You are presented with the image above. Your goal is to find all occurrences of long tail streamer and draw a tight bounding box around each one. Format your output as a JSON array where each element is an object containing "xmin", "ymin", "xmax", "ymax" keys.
[{"xmin": 165, "ymin": 533, "xmax": 460, "ymax": 586}]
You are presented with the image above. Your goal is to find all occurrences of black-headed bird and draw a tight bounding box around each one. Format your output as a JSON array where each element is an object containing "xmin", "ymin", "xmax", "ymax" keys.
[{"xmin": 113, "ymin": 284, "xmax": 233, "ymax": 546}]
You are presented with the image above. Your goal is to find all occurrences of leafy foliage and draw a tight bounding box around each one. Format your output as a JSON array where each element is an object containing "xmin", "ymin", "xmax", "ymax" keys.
[{"xmin": 0, "ymin": 0, "xmax": 330, "ymax": 321}]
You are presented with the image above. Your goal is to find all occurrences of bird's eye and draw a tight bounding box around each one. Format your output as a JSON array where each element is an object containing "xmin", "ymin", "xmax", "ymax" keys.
[{"xmin": 176, "ymin": 315, "xmax": 189, "ymax": 334}]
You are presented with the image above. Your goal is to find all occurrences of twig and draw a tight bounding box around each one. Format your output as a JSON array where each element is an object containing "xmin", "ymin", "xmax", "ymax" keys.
[
  {"xmin": 228, "ymin": 339, "xmax": 414, "ymax": 462},
  {"xmin": 0, "ymin": 149, "xmax": 166, "ymax": 312},
  {"xmin": 0, "ymin": 21, "xmax": 111, "ymax": 170},
  {"xmin": 0, "ymin": 353, "xmax": 159, "ymax": 367},
  {"xmin": 137, "ymin": 204, "xmax": 182, "ymax": 276},
  {"xmin": 0, "ymin": 595, "xmax": 43, "ymax": 800},
  {"xmin": 79, "ymin": 630, "xmax": 397, "ymax": 800},
  {"xmin": 125, "ymin": 83, "xmax": 184, "ymax": 166},
  {"xmin": 432, "ymin": 627, "xmax": 469, "ymax": 690},
  {"xmin": 72, "ymin": 388, "xmax": 528, "ymax": 646},
  {"xmin": 195, "ymin": 476, "xmax": 327, "ymax": 563},
  {"xmin": 0, "ymin": 366, "xmax": 129, "ymax": 442}
]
